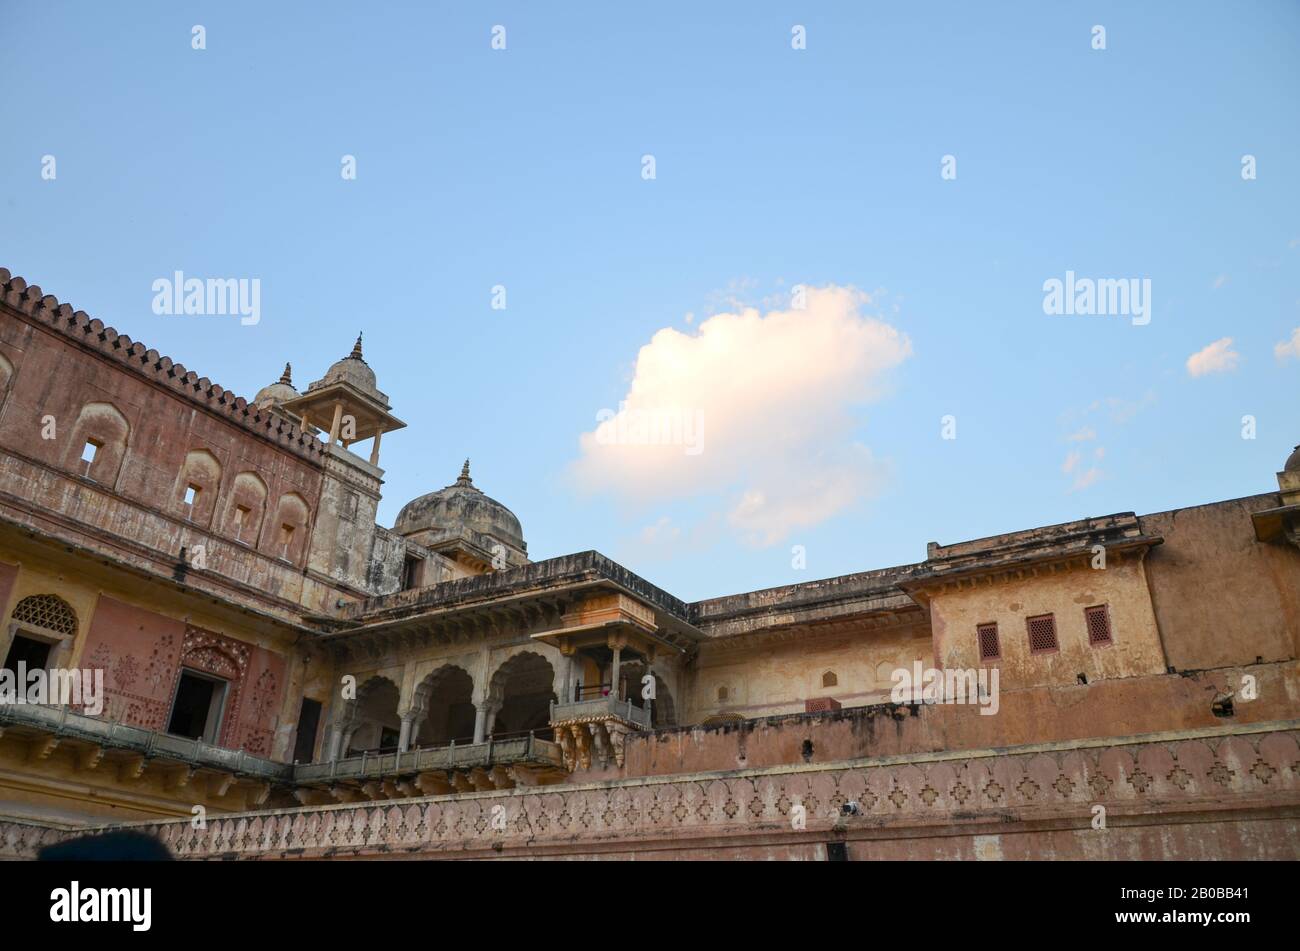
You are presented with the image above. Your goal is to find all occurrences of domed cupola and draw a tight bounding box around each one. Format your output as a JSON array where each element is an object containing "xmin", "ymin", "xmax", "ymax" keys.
[
  {"xmin": 320, "ymin": 334, "xmax": 380, "ymax": 396},
  {"xmin": 394, "ymin": 460, "xmax": 528, "ymax": 572},
  {"xmin": 254, "ymin": 362, "xmax": 300, "ymax": 409},
  {"xmin": 278, "ymin": 333, "xmax": 406, "ymax": 467}
]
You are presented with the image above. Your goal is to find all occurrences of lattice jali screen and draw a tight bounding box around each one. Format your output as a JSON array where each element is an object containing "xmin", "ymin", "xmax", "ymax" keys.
[
  {"xmin": 1085, "ymin": 605, "xmax": 1112, "ymax": 646},
  {"xmin": 10, "ymin": 594, "xmax": 78, "ymax": 637},
  {"xmin": 1026, "ymin": 614, "xmax": 1058, "ymax": 654},
  {"xmin": 977, "ymin": 622, "xmax": 1000, "ymax": 660}
]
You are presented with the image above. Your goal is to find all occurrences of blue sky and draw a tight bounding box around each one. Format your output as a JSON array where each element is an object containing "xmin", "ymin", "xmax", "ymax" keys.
[{"xmin": 2, "ymin": 1, "xmax": 1297, "ymax": 601}]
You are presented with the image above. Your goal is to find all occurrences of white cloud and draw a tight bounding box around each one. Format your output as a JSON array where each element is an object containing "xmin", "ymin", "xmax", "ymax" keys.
[
  {"xmin": 1212, "ymin": 274, "xmax": 1229, "ymax": 289},
  {"xmin": 1186, "ymin": 337, "xmax": 1241, "ymax": 377},
  {"xmin": 1062, "ymin": 446, "xmax": 1105, "ymax": 491},
  {"xmin": 1067, "ymin": 426, "xmax": 1096, "ymax": 442},
  {"xmin": 1070, "ymin": 467, "xmax": 1103, "ymax": 492},
  {"xmin": 1275, "ymin": 327, "xmax": 1300, "ymax": 361},
  {"xmin": 639, "ymin": 515, "xmax": 682, "ymax": 546},
  {"xmin": 571, "ymin": 285, "xmax": 912, "ymax": 547},
  {"xmin": 1085, "ymin": 392, "xmax": 1156, "ymax": 424}
]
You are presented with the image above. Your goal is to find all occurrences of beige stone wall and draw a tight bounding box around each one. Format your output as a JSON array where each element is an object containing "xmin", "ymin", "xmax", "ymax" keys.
[
  {"xmin": 687, "ymin": 618, "xmax": 933, "ymax": 722},
  {"xmin": 1140, "ymin": 494, "xmax": 1300, "ymax": 669},
  {"xmin": 925, "ymin": 552, "xmax": 1166, "ymax": 690}
]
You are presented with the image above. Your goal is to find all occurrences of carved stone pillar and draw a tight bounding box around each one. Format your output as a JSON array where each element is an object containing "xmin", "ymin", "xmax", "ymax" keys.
[
  {"xmin": 326, "ymin": 724, "xmax": 344, "ymax": 762},
  {"xmin": 560, "ymin": 644, "xmax": 576, "ymax": 703},
  {"xmin": 473, "ymin": 704, "xmax": 487, "ymax": 744},
  {"xmin": 397, "ymin": 695, "xmax": 427, "ymax": 753},
  {"xmin": 330, "ymin": 699, "xmax": 361, "ymax": 761},
  {"xmin": 483, "ymin": 700, "xmax": 503, "ymax": 738}
]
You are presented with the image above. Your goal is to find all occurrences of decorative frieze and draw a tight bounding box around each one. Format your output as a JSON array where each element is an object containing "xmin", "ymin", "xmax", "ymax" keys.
[{"xmin": 21, "ymin": 723, "xmax": 1294, "ymax": 860}]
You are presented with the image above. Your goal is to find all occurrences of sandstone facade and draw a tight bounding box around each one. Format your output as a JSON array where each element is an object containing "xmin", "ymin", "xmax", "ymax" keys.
[{"xmin": 1, "ymin": 266, "xmax": 1298, "ymax": 859}]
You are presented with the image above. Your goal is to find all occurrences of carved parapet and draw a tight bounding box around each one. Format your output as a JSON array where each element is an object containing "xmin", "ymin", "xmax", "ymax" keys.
[{"xmin": 549, "ymin": 695, "xmax": 648, "ymax": 771}]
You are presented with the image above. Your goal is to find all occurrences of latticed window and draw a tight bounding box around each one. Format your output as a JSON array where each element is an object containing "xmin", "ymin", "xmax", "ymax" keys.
[
  {"xmin": 10, "ymin": 594, "xmax": 78, "ymax": 637},
  {"xmin": 1026, "ymin": 614, "xmax": 1058, "ymax": 654},
  {"xmin": 977, "ymin": 622, "xmax": 1000, "ymax": 660},
  {"xmin": 1085, "ymin": 604, "xmax": 1112, "ymax": 646}
]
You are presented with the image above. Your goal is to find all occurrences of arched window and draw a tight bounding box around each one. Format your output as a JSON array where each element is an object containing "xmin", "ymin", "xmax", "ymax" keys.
[
  {"xmin": 822, "ymin": 670, "xmax": 838, "ymax": 688},
  {"xmin": 176, "ymin": 449, "xmax": 222, "ymax": 526},
  {"xmin": 717, "ymin": 685, "xmax": 729, "ymax": 702},
  {"xmin": 271, "ymin": 492, "xmax": 310, "ymax": 563},
  {"xmin": 223, "ymin": 471, "xmax": 268, "ymax": 545},
  {"xmin": 68, "ymin": 402, "xmax": 130, "ymax": 486},
  {"xmin": 11, "ymin": 594, "xmax": 78, "ymax": 637},
  {"xmin": 4, "ymin": 594, "xmax": 78, "ymax": 674}
]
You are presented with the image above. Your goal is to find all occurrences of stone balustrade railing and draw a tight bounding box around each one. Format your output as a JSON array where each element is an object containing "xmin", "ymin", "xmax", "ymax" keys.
[
  {"xmin": 292, "ymin": 735, "xmax": 561, "ymax": 783},
  {"xmin": 61, "ymin": 719, "xmax": 1300, "ymax": 860}
]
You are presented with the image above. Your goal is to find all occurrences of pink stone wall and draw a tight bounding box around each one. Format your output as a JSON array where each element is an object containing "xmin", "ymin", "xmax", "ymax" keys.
[
  {"xmin": 81, "ymin": 596, "xmax": 186, "ymax": 730},
  {"xmin": 0, "ymin": 316, "xmax": 323, "ymax": 567},
  {"xmin": 1141, "ymin": 495, "xmax": 1300, "ymax": 669},
  {"xmin": 79, "ymin": 597, "xmax": 287, "ymax": 757},
  {"xmin": 613, "ymin": 662, "xmax": 1300, "ymax": 779}
]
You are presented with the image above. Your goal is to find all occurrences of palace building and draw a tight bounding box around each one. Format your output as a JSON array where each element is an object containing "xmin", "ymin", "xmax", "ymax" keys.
[{"xmin": 1, "ymin": 266, "xmax": 1298, "ymax": 860}]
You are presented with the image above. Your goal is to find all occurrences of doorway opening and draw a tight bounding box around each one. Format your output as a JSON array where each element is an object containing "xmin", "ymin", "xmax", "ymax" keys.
[
  {"xmin": 3, "ymin": 634, "xmax": 52, "ymax": 675},
  {"xmin": 167, "ymin": 670, "xmax": 228, "ymax": 744}
]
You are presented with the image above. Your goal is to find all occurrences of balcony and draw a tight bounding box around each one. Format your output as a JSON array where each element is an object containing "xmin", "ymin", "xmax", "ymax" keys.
[
  {"xmin": 0, "ymin": 701, "xmax": 290, "ymax": 809},
  {"xmin": 549, "ymin": 694, "xmax": 651, "ymax": 730},
  {"xmin": 549, "ymin": 693, "xmax": 651, "ymax": 771},
  {"xmin": 0, "ymin": 702, "xmax": 565, "ymax": 804},
  {"xmin": 292, "ymin": 734, "xmax": 565, "ymax": 796}
]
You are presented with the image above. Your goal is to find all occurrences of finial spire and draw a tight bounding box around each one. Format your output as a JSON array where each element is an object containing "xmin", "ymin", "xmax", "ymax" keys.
[
  {"xmin": 349, "ymin": 333, "xmax": 364, "ymax": 360},
  {"xmin": 456, "ymin": 459, "xmax": 473, "ymax": 486},
  {"xmin": 278, "ymin": 362, "xmax": 292, "ymax": 385}
]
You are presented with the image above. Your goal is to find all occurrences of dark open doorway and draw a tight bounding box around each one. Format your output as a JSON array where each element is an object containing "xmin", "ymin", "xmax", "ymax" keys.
[
  {"xmin": 3, "ymin": 634, "xmax": 52, "ymax": 674},
  {"xmin": 167, "ymin": 670, "xmax": 227, "ymax": 743}
]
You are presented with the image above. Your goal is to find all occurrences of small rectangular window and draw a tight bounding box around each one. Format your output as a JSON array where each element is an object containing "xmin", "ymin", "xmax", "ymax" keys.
[
  {"xmin": 183, "ymin": 484, "xmax": 200, "ymax": 507},
  {"xmin": 230, "ymin": 504, "xmax": 252, "ymax": 544},
  {"xmin": 80, "ymin": 440, "xmax": 99, "ymax": 464},
  {"xmin": 977, "ymin": 622, "xmax": 1000, "ymax": 660},
  {"xmin": 1085, "ymin": 604, "xmax": 1113, "ymax": 646},
  {"xmin": 402, "ymin": 554, "xmax": 423, "ymax": 590},
  {"xmin": 1027, "ymin": 614, "xmax": 1059, "ymax": 654}
]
